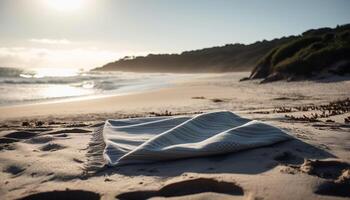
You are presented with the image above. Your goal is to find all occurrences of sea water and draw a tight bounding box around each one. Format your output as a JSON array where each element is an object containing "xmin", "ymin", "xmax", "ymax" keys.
[{"xmin": 0, "ymin": 67, "xmax": 185, "ymax": 106}]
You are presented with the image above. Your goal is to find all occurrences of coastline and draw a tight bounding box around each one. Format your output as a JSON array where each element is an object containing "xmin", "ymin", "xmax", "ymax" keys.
[
  {"xmin": 1, "ymin": 72, "xmax": 349, "ymax": 121},
  {"xmin": 0, "ymin": 73, "xmax": 225, "ymax": 121},
  {"xmin": 0, "ymin": 72, "xmax": 349, "ymax": 200},
  {"xmin": 0, "ymin": 71, "xmax": 197, "ymax": 108}
]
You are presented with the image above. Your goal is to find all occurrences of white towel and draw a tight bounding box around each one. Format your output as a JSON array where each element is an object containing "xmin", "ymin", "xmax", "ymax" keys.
[{"xmin": 102, "ymin": 111, "xmax": 292, "ymax": 166}]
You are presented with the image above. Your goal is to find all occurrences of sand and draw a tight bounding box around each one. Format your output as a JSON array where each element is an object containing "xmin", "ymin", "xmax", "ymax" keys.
[{"xmin": 0, "ymin": 72, "xmax": 349, "ymax": 200}]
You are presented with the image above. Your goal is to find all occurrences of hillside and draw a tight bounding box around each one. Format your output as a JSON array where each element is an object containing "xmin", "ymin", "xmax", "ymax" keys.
[
  {"xmin": 94, "ymin": 37, "xmax": 293, "ymax": 73},
  {"xmin": 249, "ymin": 24, "xmax": 350, "ymax": 83},
  {"xmin": 95, "ymin": 24, "xmax": 350, "ymax": 76}
]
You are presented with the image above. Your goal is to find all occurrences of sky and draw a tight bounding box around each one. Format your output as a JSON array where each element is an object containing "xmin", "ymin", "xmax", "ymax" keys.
[{"xmin": 0, "ymin": 0, "xmax": 349, "ymax": 70}]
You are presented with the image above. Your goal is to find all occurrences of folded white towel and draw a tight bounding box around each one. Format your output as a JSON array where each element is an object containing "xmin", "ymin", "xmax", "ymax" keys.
[{"xmin": 102, "ymin": 111, "xmax": 292, "ymax": 166}]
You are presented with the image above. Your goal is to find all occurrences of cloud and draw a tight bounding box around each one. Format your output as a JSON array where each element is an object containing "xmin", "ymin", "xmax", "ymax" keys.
[
  {"xmin": 0, "ymin": 47, "xmax": 121, "ymax": 69},
  {"xmin": 29, "ymin": 38, "xmax": 72, "ymax": 45}
]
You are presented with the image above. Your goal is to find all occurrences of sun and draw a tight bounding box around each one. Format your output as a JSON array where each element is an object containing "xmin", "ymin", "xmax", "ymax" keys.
[{"xmin": 46, "ymin": 0, "xmax": 85, "ymax": 12}]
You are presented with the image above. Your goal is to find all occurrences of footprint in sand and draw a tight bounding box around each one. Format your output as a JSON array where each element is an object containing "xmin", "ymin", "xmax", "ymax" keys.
[
  {"xmin": 4, "ymin": 131, "xmax": 38, "ymax": 140},
  {"xmin": 0, "ymin": 137, "xmax": 19, "ymax": 144},
  {"xmin": 26, "ymin": 135, "xmax": 54, "ymax": 144},
  {"xmin": 300, "ymin": 159, "xmax": 350, "ymax": 179},
  {"xmin": 54, "ymin": 133, "xmax": 69, "ymax": 138},
  {"xmin": 3, "ymin": 165, "xmax": 26, "ymax": 175},
  {"xmin": 299, "ymin": 159, "xmax": 350, "ymax": 197},
  {"xmin": 0, "ymin": 137, "xmax": 20, "ymax": 151},
  {"xmin": 47, "ymin": 128, "xmax": 91, "ymax": 135},
  {"xmin": 315, "ymin": 169, "xmax": 350, "ymax": 198},
  {"xmin": 40, "ymin": 143, "xmax": 65, "ymax": 152},
  {"xmin": 116, "ymin": 178, "xmax": 244, "ymax": 200},
  {"xmin": 1, "ymin": 131, "xmax": 57, "ymax": 150},
  {"xmin": 0, "ymin": 143, "xmax": 17, "ymax": 151},
  {"xmin": 16, "ymin": 190, "xmax": 100, "ymax": 200}
]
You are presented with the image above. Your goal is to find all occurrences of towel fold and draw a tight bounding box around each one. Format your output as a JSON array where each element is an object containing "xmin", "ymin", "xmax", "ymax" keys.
[{"xmin": 100, "ymin": 111, "xmax": 292, "ymax": 166}]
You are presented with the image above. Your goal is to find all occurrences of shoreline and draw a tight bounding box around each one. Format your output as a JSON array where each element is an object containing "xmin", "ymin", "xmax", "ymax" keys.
[
  {"xmin": 0, "ymin": 83, "xmax": 225, "ymax": 121},
  {"xmin": 1, "ymin": 72, "xmax": 349, "ymax": 200},
  {"xmin": 0, "ymin": 72, "xmax": 225, "ymax": 108},
  {"xmin": 1, "ymin": 72, "xmax": 349, "ymax": 121},
  {"xmin": 0, "ymin": 73, "xmax": 242, "ymax": 121},
  {"xmin": 0, "ymin": 71, "xmax": 201, "ymax": 109},
  {"xmin": 0, "ymin": 84, "xmax": 171, "ymax": 109}
]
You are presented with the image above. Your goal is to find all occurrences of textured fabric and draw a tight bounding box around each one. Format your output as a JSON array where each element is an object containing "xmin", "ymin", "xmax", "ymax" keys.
[{"xmin": 102, "ymin": 111, "xmax": 292, "ymax": 166}]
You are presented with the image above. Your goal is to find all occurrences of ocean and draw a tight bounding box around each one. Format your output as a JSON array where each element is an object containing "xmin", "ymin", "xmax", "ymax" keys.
[{"xmin": 0, "ymin": 67, "xmax": 186, "ymax": 106}]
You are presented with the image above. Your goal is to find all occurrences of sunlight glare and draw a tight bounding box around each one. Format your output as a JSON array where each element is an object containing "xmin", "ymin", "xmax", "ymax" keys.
[
  {"xmin": 46, "ymin": 0, "xmax": 85, "ymax": 12},
  {"xmin": 33, "ymin": 68, "xmax": 78, "ymax": 78},
  {"xmin": 41, "ymin": 84, "xmax": 91, "ymax": 99}
]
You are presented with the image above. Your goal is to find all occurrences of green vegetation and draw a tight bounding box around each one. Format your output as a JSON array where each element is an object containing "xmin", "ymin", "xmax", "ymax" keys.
[
  {"xmin": 250, "ymin": 24, "xmax": 350, "ymax": 82},
  {"xmin": 95, "ymin": 24, "xmax": 350, "ymax": 81},
  {"xmin": 94, "ymin": 37, "xmax": 293, "ymax": 73}
]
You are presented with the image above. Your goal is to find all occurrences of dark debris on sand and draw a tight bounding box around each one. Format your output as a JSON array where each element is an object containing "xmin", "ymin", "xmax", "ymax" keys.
[
  {"xmin": 148, "ymin": 110, "xmax": 203, "ymax": 117},
  {"xmin": 272, "ymin": 98, "xmax": 350, "ymax": 122}
]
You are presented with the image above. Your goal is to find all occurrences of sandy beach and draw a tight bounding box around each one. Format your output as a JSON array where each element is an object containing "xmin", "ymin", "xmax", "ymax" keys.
[
  {"xmin": 1, "ymin": 0, "xmax": 349, "ymax": 199},
  {"xmin": 0, "ymin": 72, "xmax": 349, "ymax": 200}
]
